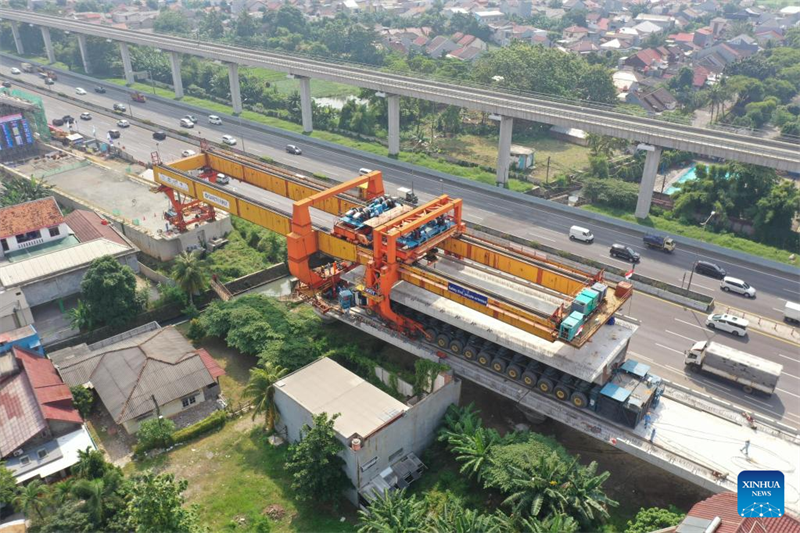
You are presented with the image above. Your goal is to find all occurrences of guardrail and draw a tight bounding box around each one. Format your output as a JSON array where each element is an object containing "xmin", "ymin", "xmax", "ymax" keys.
[{"xmin": 7, "ymin": 56, "xmax": 798, "ymax": 281}]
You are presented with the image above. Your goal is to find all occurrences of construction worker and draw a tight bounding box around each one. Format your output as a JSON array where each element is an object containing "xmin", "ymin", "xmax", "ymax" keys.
[
  {"xmin": 649, "ymin": 428, "xmax": 656, "ymax": 443},
  {"xmin": 644, "ymin": 412, "xmax": 652, "ymax": 429},
  {"xmin": 741, "ymin": 439, "xmax": 751, "ymax": 458}
]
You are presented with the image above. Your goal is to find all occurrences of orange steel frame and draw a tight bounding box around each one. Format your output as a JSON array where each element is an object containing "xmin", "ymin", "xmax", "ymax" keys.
[
  {"xmin": 365, "ymin": 195, "xmax": 464, "ymax": 332},
  {"xmin": 159, "ymin": 186, "xmax": 216, "ymax": 232},
  {"xmin": 287, "ymin": 171, "xmax": 385, "ymax": 288}
]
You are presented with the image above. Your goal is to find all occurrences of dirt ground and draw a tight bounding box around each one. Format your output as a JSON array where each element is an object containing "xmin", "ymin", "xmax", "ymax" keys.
[{"xmin": 459, "ymin": 380, "xmax": 712, "ymax": 516}]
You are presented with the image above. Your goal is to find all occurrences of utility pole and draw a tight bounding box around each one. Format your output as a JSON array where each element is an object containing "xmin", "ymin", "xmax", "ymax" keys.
[
  {"xmin": 686, "ymin": 211, "xmax": 716, "ymax": 293},
  {"xmin": 545, "ymin": 156, "xmax": 551, "ymax": 184}
]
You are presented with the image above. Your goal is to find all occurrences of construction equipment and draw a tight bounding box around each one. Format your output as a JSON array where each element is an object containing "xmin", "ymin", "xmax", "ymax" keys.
[{"xmin": 643, "ymin": 234, "xmax": 675, "ymax": 253}]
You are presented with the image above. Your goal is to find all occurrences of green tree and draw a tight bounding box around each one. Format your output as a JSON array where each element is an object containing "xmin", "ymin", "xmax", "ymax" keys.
[
  {"xmin": 37, "ymin": 501, "xmax": 91, "ymax": 533},
  {"xmin": 67, "ymin": 300, "xmax": 94, "ymax": 332},
  {"xmin": 626, "ymin": 506, "xmax": 685, "ymax": 533},
  {"xmin": 752, "ymin": 180, "xmax": 800, "ymax": 250},
  {"xmin": 439, "ymin": 425, "xmax": 500, "ymax": 482},
  {"xmin": 127, "ymin": 473, "xmax": 200, "ymax": 533},
  {"xmin": 0, "ymin": 463, "xmax": 17, "ymax": 513},
  {"xmin": 0, "ymin": 177, "xmax": 52, "ymax": 207},
  {"xmin": 71, "ymin": 478, "xmax": 109, "ymax": 525},
  {"xmin": 244, "ymin": 363, "xmax": 288, "ymax": 432},
  {"xmin": 356, "ymin": 489, "xmax": 427, "ymax": 533},
  {"xmin": 70, "ymin": 386, "xmax": 94, "ymax": 418},
  {"xmin": 426, "ymin": 501, "xmax": 498, "ymax": 533},
  {"xmin": 153, "ymin": 10, "xmax": 191, "ymax": 34},
  {"xmin": 80, "ymin": 256, "xmax": 145, "ymax": 329},
  {"xmin": 137, "ymin": 418, "xmax": 176, "ymax": 451},
  {"xmin": 13, "ymin": 480, "xmax": 47, "ymax": 520},
  {"xmin": 73, "ymin": 448, "xmax": 111, "ymax": 480},
  {"xmin": 172, "ymin": 251, "xmax": 207, "ymax": 305},
  {"xmin": 285, "ymin": 412, "xmax": 350, "ymax": 504},
  {"xmin": 234, "ymin": 10, "xmax": 259, "ymax": 39},
  {"xmin": 198, "ymin": 10, "xmax": 225, "ymax": 39}
]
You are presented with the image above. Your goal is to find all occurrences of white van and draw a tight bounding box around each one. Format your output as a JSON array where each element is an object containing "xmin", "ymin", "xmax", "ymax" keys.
[
  {"xmin": 705, "ymin": 313, "xmax": 748, "ymax": 337},
  {"xmin": 569, "ymin": 225, "xmax": 594, "ymax": 243},
  {"xmin": 359, "ymin": 168, "xmax": 374, "ymax": 175}
]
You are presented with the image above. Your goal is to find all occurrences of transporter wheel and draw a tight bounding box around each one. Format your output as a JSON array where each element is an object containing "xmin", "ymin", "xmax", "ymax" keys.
[
  {"xmin": 554, "ymin": 384, "xmax": 570, "ymax": 401},
  {"xmin": 449, "ymin": 339, "xmax": 464, "ymax": 354},
  {"xmin": 743, "ymin": 385, "xmax": 754, "ymax": 394},
  {"xmin": 538, "ymin": 378, "xmax": 554, "ymax": 394},
  {"xmin": 463, "ymin": 346, "xmax": 477, "ymax": 360},
  {"xmin": 436, "ymin": 333, "xmax": 450, "ymax": 349},
  {"xmin": 423, "ymin": 327, "xmax": 437, "ymax": 342},
  {"xmin": 571, "ymin": 391, "xmax": 588, "ymax": 408},
  {"xmin": 688, "ymin": 364, "xmax": 700, "ymax": 373},
  {"xmin": 506, "ymin": 364, "xmax": 522, "ymax": 380},
  {"xmin": 477, "ymin": 351, "xmax": 492, "ymax": 367},
  {"xmin": 491, "ymin": 358, "xmax": 507, "ymax": 374},
  {"xmin": 522, "ymin": 371, "xmax": 538, "ymax": 388}
]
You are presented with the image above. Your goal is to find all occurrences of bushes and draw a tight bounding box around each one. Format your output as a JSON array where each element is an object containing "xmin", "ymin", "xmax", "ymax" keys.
[
  {"xmin": 582, "ymin": 177, "xmax": 639, "ymax": 211},
  {"xmin": 173, "ymin": 410, "xmax": 227, "ymax": 444},
  {"xmin": 136, "ymin": 417, "xmax": 176, "ymax": 453}
]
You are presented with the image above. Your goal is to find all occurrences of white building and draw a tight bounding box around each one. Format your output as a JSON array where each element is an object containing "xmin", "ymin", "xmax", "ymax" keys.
[
  {"xmin": 0, "ymin": 197, "xmax": 71, "ymax": 260},
  {"xmin": 274, "ymin": 358, "xmax": 461, "ymax": 505}
]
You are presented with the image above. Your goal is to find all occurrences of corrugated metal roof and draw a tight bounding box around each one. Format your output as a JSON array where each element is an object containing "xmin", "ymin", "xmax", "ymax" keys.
[
  {"xmin": 276, "ymin": 358, "xmax": 408, "ymax": 439},
  {"xmin": 64, "ymin": 210, "xmax": 127, "ymax": 247},
  {"xmin": 0, "ymin": 372, "xmax": 47, "ymax": 457},
  {"xmin": 0, "ymin": 239, "xmax": 132, "ymax": 287},
  {"xmin": 54, "ymin": 327, "xmax": 223, "ymax": 424}
]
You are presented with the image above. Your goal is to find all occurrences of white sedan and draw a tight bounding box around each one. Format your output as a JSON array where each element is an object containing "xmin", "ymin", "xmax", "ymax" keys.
[
  {"xmin": 222, "ymin": 135, "xmax": 237, "ymax": 146},
  {"xmin": 10, "ymin": 67, "xmax": 21, "ymax": 75},
  {"xmin": 181, "ymin": 149, "xmax": 197, "ymax": 157},
  {"xmin": 75, "ymin": 87, "xmax": 87, "ymax": 95}
]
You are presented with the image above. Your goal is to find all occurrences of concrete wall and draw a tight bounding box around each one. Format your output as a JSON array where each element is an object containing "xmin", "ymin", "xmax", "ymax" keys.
[
  {"xmin": 18, "ymin": 251, "xmax": 139, "ymax": 307},
  {"xmin": 343, "ymin": 377, "xmax": 461, "ymax": 504},
  {"xmin": 122, "ymin": 387, "xmax": 207, "ymax": 434},
  {"xmin": 274, "ymin": 375, "xmax": 461, "ymax": 505},
  {"xmin": 0, "ymin": 288, "xmax": 34, "ymax": 333}
]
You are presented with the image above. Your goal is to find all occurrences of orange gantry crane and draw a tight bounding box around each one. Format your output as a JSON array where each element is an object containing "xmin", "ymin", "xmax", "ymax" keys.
[{"xmin": 151, "ymin": 148, "xmax": 631, "ymax": 346}]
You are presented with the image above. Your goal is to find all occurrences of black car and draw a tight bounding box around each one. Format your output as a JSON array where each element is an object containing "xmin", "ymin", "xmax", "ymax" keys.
[
  {"xmin": 610, "ymin": 244, "xmax": 640, "ymax": 263},
  {"xmin": 52, "ymin": 118, "xmax": 64, "ymax": 127},
  {"xmin": 1, "ymin": 81, "xmax": 10, "ymax": 88},
  {"xmin": 285, "ymin": 144, "xmax": 302, "ymax": 155},
  {"xmin": 153, "ymin": 131, "xmax": 167, "ymax": 141},
  {"xmin": 694, "ymin": 260, "xmax": 727, "ymax": 279},
  {"xmin": 108, "ymin": 129, "xmax": 121, "ymax": 139},
  {"xmin": 62, "ymin": 115, "xmax": 74, "ymax": 124},
  {"xmin": 94, "ymin": 86, "xmax": 106, "ymax": 93}
]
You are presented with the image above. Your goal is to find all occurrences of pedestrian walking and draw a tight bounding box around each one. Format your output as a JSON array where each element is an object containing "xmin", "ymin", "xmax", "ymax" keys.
[
  {"xmin": 649, "ymin": 428, "xmax": 656, "ymax": 443},
  {"xmin": 740, "ymin": 439, "xmax": 750, "ymax": 458}
]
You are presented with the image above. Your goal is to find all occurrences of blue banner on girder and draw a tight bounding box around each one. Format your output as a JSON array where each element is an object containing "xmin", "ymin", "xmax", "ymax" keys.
[{"xmin": 447, "ymin": 282, "xmax": 488, "ymax": 306}]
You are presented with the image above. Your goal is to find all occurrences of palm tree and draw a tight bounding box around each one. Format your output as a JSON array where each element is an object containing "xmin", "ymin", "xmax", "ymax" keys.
[
  {"xmin": 72, "ymin": 447, "xmax": 108, "ymax": 480},
  {"xmin": 426, "ymin": 502, "xmax": 498, "ymax": 533},
  {"xmin": 558, "ymin": 459, "xmax": 616, "ymax": 526},
  {"xmin": 244, "ymin": 363, "xmax": 288, "ymax": 432},
  {"xmin": 356, "ymin": 489, "xmax": 427, "ymax": 533},
  {"xmin": 71, "ymin": 478, "xmax": 107, "ymax": 525},
  {"xmin": 50, "ymin": 479, "xmax": 75, "ymax": 506},
  {"xmin": 67, "ymin": 300, "xmax": 94, "ymax": 332},
  {"xmin": 518, "ymin": 513, "xmax": 579, "ymax": 533},
  {"xmin": 499, "ymin": 453, "xmax": 569, "ymax": 519},
  {"xmin": 448, "ymin": 427, "xmax": 500, "ymax": 482},
  {"xmin": 13, "ymin": 480, "xmax": 47, "ymax": 519},
  {"xmin": 172, "ymin": 250, "xmax": 206, "ymax": 305}
]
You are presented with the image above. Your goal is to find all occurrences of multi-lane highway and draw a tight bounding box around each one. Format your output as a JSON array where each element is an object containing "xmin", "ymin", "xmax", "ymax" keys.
[{"xmin": 2, "ymin": 64, "xmax": 799, "ymax": 427}]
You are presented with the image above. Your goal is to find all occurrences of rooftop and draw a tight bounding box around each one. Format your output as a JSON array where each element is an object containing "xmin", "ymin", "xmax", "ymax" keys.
[
  {"xmin": 677, "ymin": 492, "xmax": 800, "ymax": 533},
  {"xmin": 0, "ymin": 347, "xmax": 81, "ymax": 458},
  {"xmin": 0, "ymin": 197, "xmax": 63, "ymax": 240},
  {"xmin": 0, "ymin": 238, "xmax": 132, "ymax": 288},
  {"xmin": 52, "ymin": 326, "xmax": 224, "ymax": 424},
  {"xmin": 276, "ymin": 358, "xmax": 408, "ymax": 439}
]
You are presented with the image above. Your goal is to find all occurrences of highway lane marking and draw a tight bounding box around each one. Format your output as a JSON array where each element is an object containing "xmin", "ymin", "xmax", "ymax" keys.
[
  {"xmin": 784, "ymin": 288, "xmax": 800, "ymax": 295},
  {"xmin": 679, "ymin": 278, "xmax": 714, "ymax": 291},
  {"xmin": 655, "ymin": 343, "xmax": 684, "ymax": 355},
  {"xmin": 738, "ymin": 395, "xmax": 773, "ymax": 407},
  {"xmin": 777, "ymin": 354, "xmax": 798, "ymax": 363},
  {"xmin": 674, "ymin": 318, "xmax": 707, "ymax": 331},
  {"xmin": 776, "ymin": 387, "xmax": 800, "ymax": 399},
  {"xmin": 773, "ymin": 308, "xmax": 785, "ymax": 313},
  {"xmin": 665, "ymin": 330, "xmax": 699, "ymax": 343},
  {"xmin": 781, "ymin": 370, "xmax": 800, "ymax": 381}
]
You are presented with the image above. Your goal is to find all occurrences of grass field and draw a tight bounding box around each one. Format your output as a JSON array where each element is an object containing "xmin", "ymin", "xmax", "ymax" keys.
[
  {"xmin": 583, "ymin": 205, "xmax": 799, "ymax": 265},
  {"xmin": 241, "ymin": 67, "xmax": 356, "ymax": 99}
]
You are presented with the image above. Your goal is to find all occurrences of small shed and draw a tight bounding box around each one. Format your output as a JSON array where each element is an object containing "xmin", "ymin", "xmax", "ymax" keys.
[{"xmin": 510, "ymin": 145, "xmax": 535, "ymax": 170}]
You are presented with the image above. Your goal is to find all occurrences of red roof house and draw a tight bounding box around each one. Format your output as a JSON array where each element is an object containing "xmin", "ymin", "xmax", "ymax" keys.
[{"xmin": 673, "ymin": 492, "xmax": 800, "ymax": 533}]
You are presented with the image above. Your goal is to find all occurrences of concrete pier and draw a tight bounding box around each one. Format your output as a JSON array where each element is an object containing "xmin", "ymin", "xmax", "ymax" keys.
[
  {"xmin": 496, "ymin": 116, "xmax": 513, "ymax": 187},
  {"xmin": 169, "ymin": 51, "xmax": 183, "ymax": 99},
  {"xmin": 228, "ymin": 62, "xmax": 242, "ymax": 115},
  {"xmin": 635, "ymin": 145, "xmax": 663, "ymax": 219},
  {"xmin": 120, "ymin": 42, "xmax": 134, "ymax": 85},
  {"xmin": 41, "ymin": 27, "xmax": 55, "ymax": 64}
]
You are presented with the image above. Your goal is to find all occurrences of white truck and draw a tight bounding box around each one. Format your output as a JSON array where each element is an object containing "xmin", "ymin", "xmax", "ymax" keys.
[
  {"xmin": 684, "ymin": 340, "xmax": 782, "ymax": 395},
  {"xmin": 784, "ymin": 301, "xmax": 800, "ymax": 325}
]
